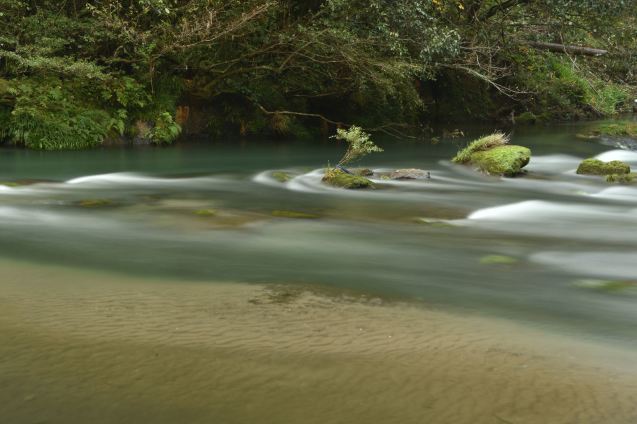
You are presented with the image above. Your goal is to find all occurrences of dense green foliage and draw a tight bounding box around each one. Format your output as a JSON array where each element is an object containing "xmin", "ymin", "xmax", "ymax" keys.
[{"xmin": 1, "ymin": 0, "xmax": 636, "ymax": 149}]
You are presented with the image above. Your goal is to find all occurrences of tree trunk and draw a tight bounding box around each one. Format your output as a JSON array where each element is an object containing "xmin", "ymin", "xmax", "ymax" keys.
[{"xmin": 526, "ymin": 41, "xmax": 608, "ymax": 56}]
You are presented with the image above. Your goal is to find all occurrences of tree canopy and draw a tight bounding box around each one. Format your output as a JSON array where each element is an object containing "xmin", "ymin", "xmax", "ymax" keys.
[{"xmin": 1, "ymin": 0, "xmax": 636, "ymax": 149}]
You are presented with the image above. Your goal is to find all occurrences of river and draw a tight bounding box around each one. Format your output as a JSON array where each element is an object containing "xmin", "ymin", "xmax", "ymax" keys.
[{"xmin": 1, "ymin": 122, "xmax": 636, "ymax": 423}]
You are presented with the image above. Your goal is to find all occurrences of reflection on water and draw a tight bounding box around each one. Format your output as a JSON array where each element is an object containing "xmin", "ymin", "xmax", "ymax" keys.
[{"xmin": 1, "ymin": 123, "xmax": 637, "ymax": 422}]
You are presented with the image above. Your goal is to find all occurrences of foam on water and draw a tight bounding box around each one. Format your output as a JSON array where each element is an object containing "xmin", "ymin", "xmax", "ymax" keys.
[
  {"xmin": 526, "ymin": 154, "xmax": 583, "ymax": 173},
  {"xmin": 531, "ymin": 251, "xmax": 637, "ymax": 280},
  {"xmin": 594, "ymin": 149, "xmax": 637, "ymax": 163},
  {"xmin": 66, "ymin": 172, "xmax": 226, "ymax": 187}
]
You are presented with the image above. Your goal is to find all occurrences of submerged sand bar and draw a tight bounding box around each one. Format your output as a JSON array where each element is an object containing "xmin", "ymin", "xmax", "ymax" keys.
[{"xmin": 0, "ymin": 258, "xmax": 636, "ymax": 424}]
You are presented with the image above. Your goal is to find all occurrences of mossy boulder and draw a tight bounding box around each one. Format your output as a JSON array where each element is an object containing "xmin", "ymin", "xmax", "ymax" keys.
[
  {"xmin": 605, "ymin": 173, "xmax": 637, "ymax": 184},
  {"xmin": 469, "ymin": 145, "xmax": 531, "ymax": 176},
  {"xmin": 452, "ymin": 132, "xmax": 509, "ymax": 164},
  {"xmin": 452, "ymin": 132, "xmax": 531, "ymax": 176},
  {"xmin": 322, "ymin": 168, "xmax": 373, "ymax": 189},
  {"xmin": 576, "ymin": 159, "xmax": 630, "ymax": 176},
  {"xmin": 77, "ymin": 199, "xmax": 114, "ymax": 208},
  {"xmin": 271, "ymin": 210, "xmax": 320, "ymax": 219},
  {"xmin": 479, "ymin": 255, "xmax": 519, "ymax": 265},
  {"xmin": 272, "ymin": 171, "xmax": 291, "ymax": 183}
]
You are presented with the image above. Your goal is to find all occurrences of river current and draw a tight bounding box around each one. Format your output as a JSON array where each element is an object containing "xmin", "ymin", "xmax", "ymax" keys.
[{"xmin": 1, "ymin": 122, "xmax": 636, "ymax": 423}]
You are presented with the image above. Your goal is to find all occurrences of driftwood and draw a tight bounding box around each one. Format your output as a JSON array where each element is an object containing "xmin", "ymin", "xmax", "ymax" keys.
[{"xmin": 526, "ymin": 41, "xmax": 608, "ymax": 57}]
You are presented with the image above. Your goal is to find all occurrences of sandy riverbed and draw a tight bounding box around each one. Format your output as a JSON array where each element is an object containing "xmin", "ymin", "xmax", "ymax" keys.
[{"xmin": 0, "ymin": 258, "xmax": 635, "ymax": 424}]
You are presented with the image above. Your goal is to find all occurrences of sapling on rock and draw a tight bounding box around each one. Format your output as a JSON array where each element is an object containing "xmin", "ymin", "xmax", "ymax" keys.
[{"xmin": 323, "ymin": 126, "xmax": 383, "ymax": 189}]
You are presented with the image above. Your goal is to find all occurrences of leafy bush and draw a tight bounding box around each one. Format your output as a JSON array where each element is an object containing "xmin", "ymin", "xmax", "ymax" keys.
[
  {"xmin": 331, "ymin": 126, "xmax": 383, "ymax": 166},
  {"xmin": 148, "ymin": 112, "xmax": 181, "ymax": 144}
]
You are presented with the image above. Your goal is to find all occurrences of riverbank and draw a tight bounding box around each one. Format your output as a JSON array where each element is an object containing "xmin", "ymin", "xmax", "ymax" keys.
[{"xmin": 1, "ymin": 258, "xmax": 636, "ymax": 424}]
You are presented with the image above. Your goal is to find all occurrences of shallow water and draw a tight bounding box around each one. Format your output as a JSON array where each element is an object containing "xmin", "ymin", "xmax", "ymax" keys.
[{"xmin": 1, "ymin": 122, "xmax": 637, "ymax": 423}]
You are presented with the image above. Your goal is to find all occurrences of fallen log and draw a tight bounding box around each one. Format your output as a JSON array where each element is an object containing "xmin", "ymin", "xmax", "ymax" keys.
[{"xmin": 526, "ymin": 41, "xmax": 607, "ymax": 56}]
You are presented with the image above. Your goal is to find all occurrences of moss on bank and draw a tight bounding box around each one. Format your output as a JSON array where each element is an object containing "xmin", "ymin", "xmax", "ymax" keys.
[{"xmin": 591, "ymin": 122, "xmax": 637, "ymax": 138}]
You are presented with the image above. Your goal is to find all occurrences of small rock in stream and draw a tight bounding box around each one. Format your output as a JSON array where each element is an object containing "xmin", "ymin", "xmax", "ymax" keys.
[{"xmin": 389, "ymin": 169, "xmax": 430, "ymax": 180}]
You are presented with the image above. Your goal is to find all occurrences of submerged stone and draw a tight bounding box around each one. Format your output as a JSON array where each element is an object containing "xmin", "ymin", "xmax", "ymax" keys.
[
  {"xmin": 573, "ymin": 279, "xmax": 637, "ymax": 293},
  {"xmin": 350, "ymin": 168, "xmax": 374, "ymax": 177},
  {"xmin": 194, "ymin": 208, "xmax": 218, "ymax": 217},
  {"xmin": 77, "ymin": 199, "xmax": 114, "ymax": 208},
  {"xmin": 605, "ymin": 173, "xmax": 636, "ymax": 184},
  {"xmin": 469, "ymin": 145, "xmax": 531, "ymax": 176},
  {"xmin": 322, "ymin": 169, "xmax": 373, "ymax": 189},
  {"xmin": 272, "ymin": 171, "xmax": 291, "ymax": 183},
  {"xmin": 390, "ymin": 169, "xmax": 430, "ymax": 180},
  {"xmin": 576, "ymin": 158, "xmax": 630, "ymax": 176},
  {"xmin": 479, "ymin": 255, "xmax": 519, "ymax": 265},
  {"xmin": 271, "ymin": 210, "xmax": 320, "ymax": 219}
]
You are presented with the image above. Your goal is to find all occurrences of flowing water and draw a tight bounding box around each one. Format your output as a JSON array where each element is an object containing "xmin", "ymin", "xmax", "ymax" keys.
[{"xmin": 1, "ymin": 122, "xmax": 636, "ymax": 423}]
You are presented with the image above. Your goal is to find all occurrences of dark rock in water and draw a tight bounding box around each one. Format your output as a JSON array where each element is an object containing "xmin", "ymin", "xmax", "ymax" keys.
[
  {"xmin": 390, "ymin": 169, "xmax": 430, "ymax": 180},
  {"xmin": 350, "ymin": 168, "xmax": 374, "ymax": 177}
]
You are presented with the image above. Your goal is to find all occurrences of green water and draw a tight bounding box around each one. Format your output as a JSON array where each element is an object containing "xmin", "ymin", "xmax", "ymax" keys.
[{"xmin": 1, "ymin": 122, "xmax": 637, "ymax": 423}]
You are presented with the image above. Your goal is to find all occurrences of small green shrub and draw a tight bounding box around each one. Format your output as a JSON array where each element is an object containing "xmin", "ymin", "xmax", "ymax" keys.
[
  {"xmin": 331, "ymin": 126, "xmax": 383, "ymax": 166},
  {"xmin": 148, "ymin": 112, "xmax": 181, "ymax": 144}
]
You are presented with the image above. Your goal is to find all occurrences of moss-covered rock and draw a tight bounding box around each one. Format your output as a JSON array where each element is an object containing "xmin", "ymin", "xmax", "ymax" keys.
[
  {"xmin": 322, "ymin": 168, "xmax": 373, "ymax": 189},
  {"xmin": 479, "ymin": 255, "xmax": 519, "ymax": 265},
  {"xmin": 576, "ymin": 158, "xmax": 630, "ymax": 176},
  {"xmin": 271, "ymin": 210, "xmax": 320, "ymax": 219},
  {"xmin": 272, "ymin": 171, "xmax": 291, "ymax": 183},
  {"xmin": 77, "ymin": 199, "xmax": 114, "ymax": 208},
  {"xmin": 605, "ymin": 173, "xmax": 636, "ymax": 184},
  {"xmin": 452, "ymin": 132, "xmax": 509, "ymax": 164},
  {"xmin": 470, "ymin": 145, "xmax": 531, "ymax": 176},
  {"xmin": 193, "ymin": 208, "xmax": 218, "ymax": 217},
  {"xmin": 573, "ymin": 279, "xmax": 637, "ymax": 293}
]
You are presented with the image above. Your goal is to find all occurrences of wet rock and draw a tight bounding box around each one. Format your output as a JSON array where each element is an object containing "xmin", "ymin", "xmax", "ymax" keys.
[
  {"xmin": 271, "ymin": 210, "xmax": 320, "ymax": 219},
  {"xmin": 193, "ymin": 209, "xmax": 218, "ymax": 217},
  {"xmin": 576, "ymin": 158, "xmax": 630, "ymax": 176},
  {"xmin": 77, "ymin": 199, "xmax": 114, "ymax": 208},
  {"xmin": 272, "ymin": 171, "xmax": 291, "ymax": 183},
  {"xmin": 573, "ymin": 279, "xmax": 637, "ymax": 293},
  {"xmin": 470, "ymin": 145, "xmax": 531, "ymax": 176},
  {"xmin": 479, "ymin": 255, "xmax": 519, "ymax": 265},
  {"xmin": 350, "ymin": 168, "xmax": 374, "ymax": 177},
  {"xmin": 322, "ymin": 168, "xmax": 373, "ymax": 189},
  {"xmin": 389, "ymin": 169, "xmax": 430, "ymax": 180},
  {"xmin": 605, "ymin": 173, "xmax": 636, "ymax": 184}
]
